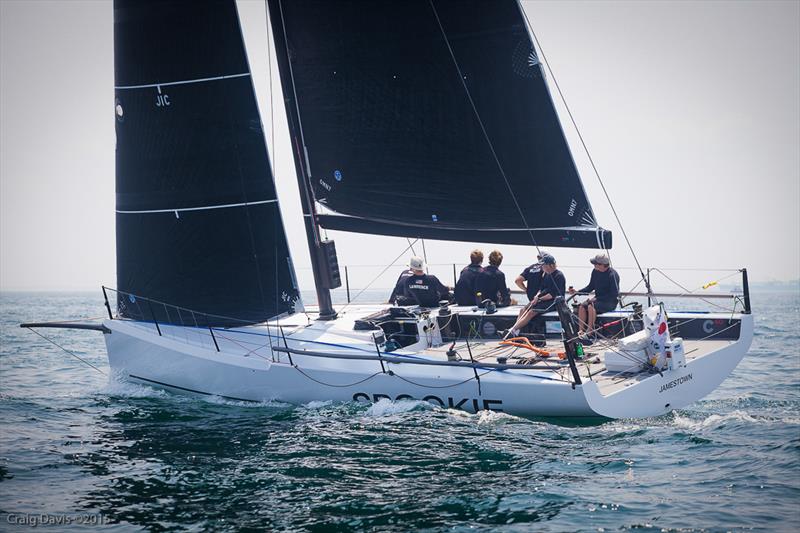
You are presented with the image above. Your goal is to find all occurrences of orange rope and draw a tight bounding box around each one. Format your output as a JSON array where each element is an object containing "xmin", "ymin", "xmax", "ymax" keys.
[{"xmin": 499, "ymin": 337, "xmax": 564, "ymax": 358}]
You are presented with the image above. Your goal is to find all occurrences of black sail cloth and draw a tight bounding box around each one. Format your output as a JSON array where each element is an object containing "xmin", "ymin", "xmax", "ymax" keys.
[
  {"xmin": 269, "ymin": 0, "xmax": 612, "ymax": 249},
  {"xmin": 114, "ymin": 0, "xmax": 299, "ymax": 325}
]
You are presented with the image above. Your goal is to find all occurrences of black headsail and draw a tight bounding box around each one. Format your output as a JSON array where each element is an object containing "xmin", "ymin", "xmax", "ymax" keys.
[
  {"xmin": 269, "ymin": 0, "xmax": 611, "ymax": 249},
  {"xmin": 114, "ymin": 0, "xmax": 300, "ymax": 325}
]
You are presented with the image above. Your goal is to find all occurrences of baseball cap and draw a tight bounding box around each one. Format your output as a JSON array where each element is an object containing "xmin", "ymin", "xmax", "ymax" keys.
[
  {"xmin": 541, "ymin": 254, "xmax": 556, "ymax": 265},
  {"xmin": 590, "ymin": 254, "xmax": 610, "ymax": 265},
  {"xmin": 409, "ymin": 256, "xmax": 425, "ymax": 270}
]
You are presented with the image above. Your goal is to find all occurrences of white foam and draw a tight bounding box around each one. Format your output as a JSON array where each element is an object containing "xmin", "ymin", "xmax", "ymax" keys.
[
  {"xmin": 699, "ymin": 410, "xmax": 758, "ymax": 427},
  {"xmin": 364, "ymin": 398, "xmax": 432, "ymax": 417},
  {"xmin": 204, "ymin": 395, "xmax": 290, "ymax": 409},
  {"xmin": 445, "ymin": 408, "xmax": 475, "ymax": 420},
  {"xmin": 98, "ymin": 377, "xmax": 170, "ymax": 399},
  {"xmin": 303, "ymin": 400, "xmax": 333, "ymax": 409},
  {"xmin": 674, "ymin": 410, "xmax": 759, "ymax": 430},
  {"xmin": 476, "ymin": 409, "xmax": 523, "ymax": 425}
]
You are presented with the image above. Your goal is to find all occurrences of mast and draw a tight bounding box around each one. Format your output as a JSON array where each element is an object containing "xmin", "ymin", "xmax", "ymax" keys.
[{"xmin": 268, "ymin": 0, "xmax": 336, "ymax": 319}]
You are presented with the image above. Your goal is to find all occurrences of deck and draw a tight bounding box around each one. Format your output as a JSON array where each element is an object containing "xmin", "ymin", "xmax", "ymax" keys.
[{"xmin": 410, "ymin": 335, "xmax": 737, "ymax": 398}]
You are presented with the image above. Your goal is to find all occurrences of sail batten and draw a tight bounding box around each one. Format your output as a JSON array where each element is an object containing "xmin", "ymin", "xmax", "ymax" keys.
[
  {"xmin": 114, "ymin": 72, "xmax": 251, "ymax": 91},
  {"xmin": 271, "ymin": 0, "xmax": 610, "ymax": 249}
]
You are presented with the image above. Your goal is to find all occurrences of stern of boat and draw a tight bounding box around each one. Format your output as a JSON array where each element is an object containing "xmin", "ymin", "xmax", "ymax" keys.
[{"xmin": 581, "ymin": 314, "xmax": 753, "ymax": 418}]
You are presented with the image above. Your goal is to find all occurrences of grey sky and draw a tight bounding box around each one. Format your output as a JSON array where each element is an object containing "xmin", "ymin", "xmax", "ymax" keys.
[{"xmin": 1, "ymin": 0, "xmax": 798, "ymax": 294}]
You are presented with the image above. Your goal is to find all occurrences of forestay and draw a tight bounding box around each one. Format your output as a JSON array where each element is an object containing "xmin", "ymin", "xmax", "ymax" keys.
[
  {"xmin": 269, "ymin": 0, "xmax": 612, "ymax": 248},
  {"xmin": 114, "ymin": 0, "xmax": 300, "ymax": 325}
]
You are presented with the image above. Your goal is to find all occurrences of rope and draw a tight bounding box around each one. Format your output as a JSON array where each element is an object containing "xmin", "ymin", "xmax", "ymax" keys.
[
  {"xmin": 500, "ymin": 337, "xmax": 563, "ymax": 358},
  {"xmin": 517, "ymin": 2, "xmax": 648, "ymax": 289},
  {"xmin": 429, "ymin": 0, "xmax": 541, "ymax": 254},
  {"xmin": 292, "ymin": 366, "xmax": 383, "ymax": 388},
  {"xmin": 391, "ymin": 369, "xmax": 490, "ymax": 389},
  {"xmin": 25, "ymin": 327, "xmax": 106, "ymax": 375}
]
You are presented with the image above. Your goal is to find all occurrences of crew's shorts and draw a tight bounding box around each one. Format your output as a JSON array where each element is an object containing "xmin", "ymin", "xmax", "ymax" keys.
[
  {"xmin": 529, "ymin": 302, "xmax": 556, "ymax": 314},
  {"xmin": 583, "ymin": 299, "xmax": 617, "ymax": 315}
]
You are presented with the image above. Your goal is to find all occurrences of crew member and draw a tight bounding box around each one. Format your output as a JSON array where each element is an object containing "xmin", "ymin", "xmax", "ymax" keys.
[
  {"xmin": 505, "ymin": 254, "xmax": 565, "ymax": 338},
  {"xmin": 388, "ymin": 260, "xmax": 415, "ymax": 304},
  {"xmin": 474, "ymin": 250, "xmax": 513, "ymax": 308},
  {"xmin": 515, "ymin": 251, "xmax": 548, "ymax": 303},
  {"xmin": 568, "ymin": 254, "xmax": 620, "ymax": 338},
  {"xmin": 402, "ymin": 256, "xmax": 451, "ymax": 307},
  {"xmin": 454, "ymin": 249, "xmax": 484, "ymax": 306}
]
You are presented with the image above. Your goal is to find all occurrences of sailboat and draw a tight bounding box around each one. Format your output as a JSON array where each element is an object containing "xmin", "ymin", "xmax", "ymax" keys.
[{"xmin": 23, "ymin": 0, "xmax": 753, "ymax": 419}]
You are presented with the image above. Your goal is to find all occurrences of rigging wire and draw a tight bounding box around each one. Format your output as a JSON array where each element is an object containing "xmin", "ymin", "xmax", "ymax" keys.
[
  {"xmin": 406, "ymin": 238, "xmax": 418, "ymax": 257},
  {"xmin": 339, "ymin": 239, "xmax": 420, "ymax": 310},
  {"xmin": 516, "ymin": 1, "xmax": 649, "ymax": 291},
  {"xmin": 233, "ymin": 2, "xmax": 277, "ymax": 322},
  {"xmin": 428, "ymin": 0, "xmax": 541, "ymax": 255},
  {"xmin": 649, "ymin": 268, "xmax": 739, "ymax": 312},
  {"xmin": 264, "ymin": 0, "xmax": 321, "ymax": 322},
  {"xmin": 25, "ymin": 327, "xmax": 107, "ymax": 375},
  {"xmin": 266, "ymin": 2, "xmax": 275, "ymax": 160}
]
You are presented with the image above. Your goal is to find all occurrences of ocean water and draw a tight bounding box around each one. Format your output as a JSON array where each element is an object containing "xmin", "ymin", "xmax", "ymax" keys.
[{"xmin": 1, "ymin": 291, "xmax": 798, "ymax": 531}]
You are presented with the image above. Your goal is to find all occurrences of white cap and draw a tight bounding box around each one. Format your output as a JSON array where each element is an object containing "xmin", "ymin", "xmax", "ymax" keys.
[{"xmin": 409, "ymin": 256, "xmax": 425, "ymax": 270}]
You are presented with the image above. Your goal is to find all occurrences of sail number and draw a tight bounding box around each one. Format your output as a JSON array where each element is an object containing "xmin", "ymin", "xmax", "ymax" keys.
[
  {"xmin": 567, "ymin": 198, "xmax": 577, "ymax": 217},
  {"xmin": 156, "ymin": 93, "xmax": 171, "ymax": 107}
]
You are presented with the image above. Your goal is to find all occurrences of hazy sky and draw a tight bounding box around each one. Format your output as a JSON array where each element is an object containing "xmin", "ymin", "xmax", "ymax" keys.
[{"xmin": 1, "ymin": 0, "xmax": 798, "ymax": 295}]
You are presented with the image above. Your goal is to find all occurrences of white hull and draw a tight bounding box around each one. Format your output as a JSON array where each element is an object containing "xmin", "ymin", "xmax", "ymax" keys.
[{"xmin": 103, "ymin": 305, "xmax": 753, "ymax": 419}]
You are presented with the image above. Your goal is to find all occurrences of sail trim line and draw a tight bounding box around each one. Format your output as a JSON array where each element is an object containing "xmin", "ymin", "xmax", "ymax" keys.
[
  {"xmin": 117, "ymin": 199, "xmax": 277, "ymax": 214},
  {"xmin": 115, "ymin": 72, "xmax": 250, "ymax": 90}
]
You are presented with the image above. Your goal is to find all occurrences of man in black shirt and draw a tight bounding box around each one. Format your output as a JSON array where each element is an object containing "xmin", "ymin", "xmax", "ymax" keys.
[
  {"xmin": 505, "ymin": 254, "xmax": 566, "ymax": 339},
  {"xmin": 454, "ymin": 249, "xmax": 484, "ymax": 306},
  {"xmin": 515, "ymin": 251, "xmax": 548, "ymax": 303},
  {"xmin": 475, "ymin": 250, "xmax": 512, "ymax": 308},
  {"xmin": 568, "ymin": 254, "xmax": 621, "ymax": 337},
  {"xmin": 388, "ymin": 265, "xmax": 414, "ymax": 305},
  {"xmin": 402, "ymin": 256, "xmax": 451, "ymax": 307}
]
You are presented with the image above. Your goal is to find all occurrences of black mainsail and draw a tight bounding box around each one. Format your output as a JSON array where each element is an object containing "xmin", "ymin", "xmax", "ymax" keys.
[
  {"xmin": 269, "ymin": 0, "xmax": 612, "ymax": 249},
  {"xmin": 114, "ymin": 0, "xmax": 299, "ymax": 325}
]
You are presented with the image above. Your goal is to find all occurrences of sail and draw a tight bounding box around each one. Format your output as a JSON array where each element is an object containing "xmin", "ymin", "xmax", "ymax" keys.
[
  {"xmin": 269, "ymin": 0, "xmax": 612, "ymax": 249},
  {"xmin": 114, "ymin": 0, "xmax": 300, "ymax": 325}
]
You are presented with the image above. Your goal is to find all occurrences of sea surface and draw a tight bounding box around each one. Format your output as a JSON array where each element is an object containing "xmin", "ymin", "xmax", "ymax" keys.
[{"xmin": 1, "ymin": 290, "xmax": 798, "ymax": 531}]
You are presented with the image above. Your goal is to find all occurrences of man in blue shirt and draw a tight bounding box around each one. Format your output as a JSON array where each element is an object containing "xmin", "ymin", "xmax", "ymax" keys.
[
  {"xmin": 401, "ymin": 256, "xmax": 451, "ymax": 307},
  {"xmin": 505, "ymin": 254, "xmax": 566, "ymax": 339},
  {"xmin": 568, "ymin": 254, "xmax": 621, "ymax": 338},
  {"xmin": 514, "ymin": 250, "xmax": 548, "ymax": 303},
  {"xmin": 388, "ymin": 264, "xmax": 414, "ymax": 304},
  {"xmin": 475, "ymin": 250, "xmax": 512, "ymax": 308},
  {"xmin": 454, "ymin": 249, "xmax": 484, "ymax": 306}
]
